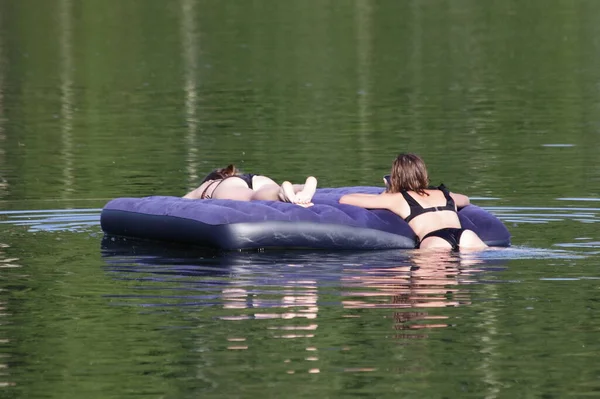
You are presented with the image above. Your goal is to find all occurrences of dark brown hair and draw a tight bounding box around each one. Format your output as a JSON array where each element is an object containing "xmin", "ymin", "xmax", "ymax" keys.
[
  {"xmin": 387, "ymin": 153, "xmax": 430, "ymax": 195},
  {"xmin": 200, "ymin": 164, "xmax": 239, "ymax": 184}
]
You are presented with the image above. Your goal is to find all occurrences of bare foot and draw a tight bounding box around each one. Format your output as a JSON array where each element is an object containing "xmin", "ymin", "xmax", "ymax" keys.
[
  {"xmin": 293, "ymin": 176, "xmax": 317, "ymax": 205},
  {"xmin": 279, "ymin": 180, "xmax": 316, "ymax": 207}
]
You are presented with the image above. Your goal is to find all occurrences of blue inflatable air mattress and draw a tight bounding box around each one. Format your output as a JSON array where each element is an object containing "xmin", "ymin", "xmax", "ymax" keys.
[{"xmin": 100, "ymin": 187, "xmax": 510, "ymax": 250}]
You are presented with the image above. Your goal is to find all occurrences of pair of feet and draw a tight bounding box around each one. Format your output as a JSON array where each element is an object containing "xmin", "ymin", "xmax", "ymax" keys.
[{"xmin": 279, "ymin": 176, "xmax": 318, "ymax": 207}]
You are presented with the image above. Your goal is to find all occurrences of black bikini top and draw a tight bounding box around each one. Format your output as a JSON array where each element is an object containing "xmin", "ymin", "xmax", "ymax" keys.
[
  {"xmin": 400, "ymin": 184, "xmax": 456, "ymax": 223},
  {"xmin": 238, "ymin": 173, "xmax": 256, "ymax": 189},
  {"xmin": 200, "ymin": 174, "xmax": 257, "ymax": 199}
]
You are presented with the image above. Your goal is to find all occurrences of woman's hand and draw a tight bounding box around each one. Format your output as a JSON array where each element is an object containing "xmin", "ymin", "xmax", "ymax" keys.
[{"xmin": 449, "ymin": 192, "xmax": 470, "ymax": 208}]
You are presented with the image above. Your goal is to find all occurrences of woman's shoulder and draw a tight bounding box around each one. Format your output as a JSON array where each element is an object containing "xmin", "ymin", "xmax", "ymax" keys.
[
  {"xmin": 427, "ymin": 183, "xmax": 449, "ymax": 192},
  {"xmin": 427, "ymin": 182, "xmax": 447, "ymax": 188}
]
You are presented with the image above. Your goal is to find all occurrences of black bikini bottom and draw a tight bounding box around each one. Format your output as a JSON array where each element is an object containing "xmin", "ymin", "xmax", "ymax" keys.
[{"xmin": 419, "ymin": 228, "xmax": 465, "ymax": 250}]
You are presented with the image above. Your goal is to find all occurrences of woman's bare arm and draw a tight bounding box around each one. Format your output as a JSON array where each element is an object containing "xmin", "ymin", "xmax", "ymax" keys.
[
  {"xmin": 339, "ymin": 193, "xmax": 397, "ymax": 211},
  {"xmin": 449, "ymin": 192, "xmax": 470, "ymax": 208}
]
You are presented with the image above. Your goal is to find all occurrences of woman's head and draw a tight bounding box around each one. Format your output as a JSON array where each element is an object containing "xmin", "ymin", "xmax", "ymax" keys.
[
  {"xmin": 200, "ymin": 164, "xmax": 239, "ymax": 184},
  {"xmin": 387, "ymin": 153, "xmax": 429, "ymax": 195}
]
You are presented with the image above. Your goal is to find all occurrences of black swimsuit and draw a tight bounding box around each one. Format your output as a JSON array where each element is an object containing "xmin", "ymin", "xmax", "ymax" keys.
[
  {"xmin": 420, "ymin": 228, "xmax": 464, "ymax": 250},
  {"xmin": 200, "ymin": 174, "xmax": 257, "ymax": 199},
  {"xmin": 238, "ymin": 173, "xmax": 256, "ymax": 189},
  {"xmin": 400, "ymin": 185, "xmax": 465, "ymax": 250}
]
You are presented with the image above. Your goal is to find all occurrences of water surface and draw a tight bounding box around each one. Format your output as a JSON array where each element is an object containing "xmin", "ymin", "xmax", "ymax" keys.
[{"xmin": 2, "ymin": 0, "xmax": 600, "ymax": 397}]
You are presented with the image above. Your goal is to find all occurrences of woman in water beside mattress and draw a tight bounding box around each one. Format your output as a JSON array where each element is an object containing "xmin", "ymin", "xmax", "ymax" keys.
[
  {"xmin": 184, "ymin": 164, "xmax": 318, "ymax": 207},
  {"xmin": 339, "ymin": 153, "xmax": 487, "ymax": 250}
]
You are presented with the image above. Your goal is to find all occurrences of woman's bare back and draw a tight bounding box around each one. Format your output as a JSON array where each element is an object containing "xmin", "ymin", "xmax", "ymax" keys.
[
  {"xmin": 392, "ymin": 189, "xmax": 487, "ymax": 250},
  {"xmin": 393, "ymin": 190, "xmax": 462, "ymax": 237}
]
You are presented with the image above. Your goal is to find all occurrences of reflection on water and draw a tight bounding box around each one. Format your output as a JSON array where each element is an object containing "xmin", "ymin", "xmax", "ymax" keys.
[
  {"xmin": 3, "ymin": 0, "xmax": 599, "ymax": 203},
  {"xmin": 181, "ymin": 0, "xmax": 200, "ymax": 189},
  {"xmin": 0, "ymin": 208, "xmax": 595, "ymax": 396},
  {"xmin": 1, "ymin": 0, "xmax": 600, "ymax": 396},
  {"xmin": 342, "ymin": 251, "xmax": 484, "ymax": 335},
  {"xmin": 98, "ymin": 239, "xmax": 596, "ymax": 396},
  {"xmin": 100, "ymin": 242, "xmax": 593, "ymax": 394},
  {"xmin": 355, "ymin": 0, "xmax": 373, "ymax": 183},
  {"xmin": 0, "ymin": 12, "xmax": 5, "ymax": 199},
  {"xmin": 59, "ymin": 0, "xmax": 75, "ymax": 203},
  {"xmin": 0, "ymin": 242, "xmax": 18, "ymax": 388},
  {"xmin": 100, "ymin": 242, "xmax": 517, "ymax": 375}
]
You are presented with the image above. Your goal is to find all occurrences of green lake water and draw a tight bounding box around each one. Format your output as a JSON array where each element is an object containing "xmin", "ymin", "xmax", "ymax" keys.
[{"xmin": 1, "ymin": 1, "xmax": 600, "ymax": 398}]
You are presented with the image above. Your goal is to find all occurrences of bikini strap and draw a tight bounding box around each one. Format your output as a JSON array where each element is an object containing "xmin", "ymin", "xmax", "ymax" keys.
[
  {"xmin": 437, "ymin": 184, "xmax": 455, "ymax": 208},
  {"xmin": 200, "ymin": 180, "xmax": 219, "ymax": 199},
  {"xmin": 400, "ymin": 190, "xmax": 423, "ymax": 223},
  {"xmin": 400, "ymin": 190, "xmax": 422, "ymax": 208}
]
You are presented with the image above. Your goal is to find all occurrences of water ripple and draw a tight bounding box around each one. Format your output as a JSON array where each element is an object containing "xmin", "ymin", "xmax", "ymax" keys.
[
  {"xmin": 489, "ymin": 205, "xmax": 600, "ymax": 224},
  {"xmin": 0, "ymin": 208, "xmax": 100, "ymax": 232}
]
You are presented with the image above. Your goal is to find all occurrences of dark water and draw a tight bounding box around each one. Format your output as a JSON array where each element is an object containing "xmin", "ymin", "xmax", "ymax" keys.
[{"xmin": 2, "ymin": 0, "xmax": 600, "ymax": 397}]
